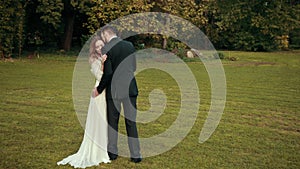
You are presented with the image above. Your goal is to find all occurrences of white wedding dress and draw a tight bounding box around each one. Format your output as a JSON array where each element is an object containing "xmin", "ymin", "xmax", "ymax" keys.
[{"xmin": 57, "ymin": 59, "xmax": 110, "ymax": 168}]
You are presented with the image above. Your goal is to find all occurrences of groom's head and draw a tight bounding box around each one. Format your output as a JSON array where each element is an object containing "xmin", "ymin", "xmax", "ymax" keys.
[{"xmin": 100, "ymin": 25, "xmax": 118, "ymax": 44}]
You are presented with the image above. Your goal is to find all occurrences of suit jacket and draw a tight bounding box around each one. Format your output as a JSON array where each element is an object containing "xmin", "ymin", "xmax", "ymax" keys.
[{"xmin": 97, "ymin": 37, "xmax": 138, "ymax": 99}]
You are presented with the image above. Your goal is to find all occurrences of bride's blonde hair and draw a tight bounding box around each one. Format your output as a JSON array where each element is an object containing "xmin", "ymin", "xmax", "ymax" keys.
[{"xmin": 89, "ymin": 35, "xmax": 102, "ymax": 63}]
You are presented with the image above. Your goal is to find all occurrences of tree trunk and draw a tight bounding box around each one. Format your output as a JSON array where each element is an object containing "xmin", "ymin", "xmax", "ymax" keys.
[
  {"xmin": 62, "ymin": 1, "xmax": 75, "ymax": 51},
  {"xmin": 62, "ymin": 15, "xmax": 75, "ymax": 51}
]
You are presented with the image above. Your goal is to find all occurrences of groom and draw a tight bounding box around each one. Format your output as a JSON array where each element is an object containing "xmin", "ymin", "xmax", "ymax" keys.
[{"xmin": 93, "ymin": 25, "xmax": 142, "ymax": 163}]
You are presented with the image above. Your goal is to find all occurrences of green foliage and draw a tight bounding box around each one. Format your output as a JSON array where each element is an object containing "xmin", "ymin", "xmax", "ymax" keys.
[
  {"xmin": 0, "ymin": 0, "xmax": 26, "ymax": 57},
  {"xmin": 2, "ymin": 0, "xmax": 93, "ymax": 54},
  {"xmin": 36, "ymin": 0, "xmax": 64, "ymax": 29},
  {"xmin": 213, "ymin": 51, "xmax": 225, "ymax": 59},
  {"xmin": 152, "ymin": 0, "xmax": 209, "ymax": 27},
  {"xmin": 289, "ymin": 28, "xmax": 300, "ymax": 49},
  {"xmin": 206, "ymin": 0, "xmax": 300, "ymax": 51},
  {"xmin": 84, "ymin": 0, "xmax": 209, "ymax": 51},
  {"xmin": 85, "ymin": 0, "xmax": 153, "ymax": 34},
  {"xmin": 1, "ymin": 0, "xmax": 300, "ymax": 56}
]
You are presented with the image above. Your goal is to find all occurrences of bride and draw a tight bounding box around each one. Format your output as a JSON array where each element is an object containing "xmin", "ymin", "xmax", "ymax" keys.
[{"xmin": 57, "ymin": 36, "xmax": 110, "ymax": 168}]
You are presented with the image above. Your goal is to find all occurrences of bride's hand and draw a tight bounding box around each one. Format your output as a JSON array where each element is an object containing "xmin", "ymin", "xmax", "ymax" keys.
[
  {"xmin": 101, "ymin": 54, "xmax": 107, "ymax": 64},
  {"xmin": 92, "ymin": 88, "xmax": 99, "ymax": 98}
]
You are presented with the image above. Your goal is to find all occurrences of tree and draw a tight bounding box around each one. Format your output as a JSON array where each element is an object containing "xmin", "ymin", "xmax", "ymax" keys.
[
  {"xmin": 206, "ymin": 0, "xmax": 300, "ymax": 51},
  {"xmin": 86, "ymin": 0, "xmax": 210, "ymax": 50},
  {"xmin": 85, "ymin": 0, "xmax": 153, "ymax": 34},
  {"xmin": 0, "ymin": 0, "xmax": 29, "ymax": 58},
  {"xmin": 148, "ymin": 0, "xmax": 209, "ymax": 49},
  {"xmin": 36, "ymin": 0, "xmax": 92, "ymax": 51}
]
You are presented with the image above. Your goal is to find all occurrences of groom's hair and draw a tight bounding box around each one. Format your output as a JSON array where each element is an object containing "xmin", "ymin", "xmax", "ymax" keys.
[{"xmin": 100, "ymin": 25, "xmax": 118, "ymax": 36}]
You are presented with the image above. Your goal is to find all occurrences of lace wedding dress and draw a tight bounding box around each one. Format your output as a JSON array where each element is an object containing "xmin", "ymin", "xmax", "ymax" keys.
[{"xmin": 57, "ymin": 59, "xmax": 110, "ymax": 168}]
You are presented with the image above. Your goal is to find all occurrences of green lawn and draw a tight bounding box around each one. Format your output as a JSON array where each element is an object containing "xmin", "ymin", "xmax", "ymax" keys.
[{"xmin": 1, "ymin": 51, "xmax": 299, "ymax": 169}]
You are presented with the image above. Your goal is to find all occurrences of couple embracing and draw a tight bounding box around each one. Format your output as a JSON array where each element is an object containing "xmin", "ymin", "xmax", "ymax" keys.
[{"xmin": 57, "ymin": 25, "xmax": 142, "ymax": 168}]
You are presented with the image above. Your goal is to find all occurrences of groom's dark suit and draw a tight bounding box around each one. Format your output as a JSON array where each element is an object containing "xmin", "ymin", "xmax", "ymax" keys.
[{"xmin": 97, "ymin": 37, "xmax": 141, "ymax": 159}]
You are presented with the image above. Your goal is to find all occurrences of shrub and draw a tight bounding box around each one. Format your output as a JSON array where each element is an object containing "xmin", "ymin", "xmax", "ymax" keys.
[
  {"xmin": 225, "ymin": 56, "xmax": 239, "ymax": 61},
  {"xmin": 213, "ymin": 52, "xmax": 225, "ymax": 59}
]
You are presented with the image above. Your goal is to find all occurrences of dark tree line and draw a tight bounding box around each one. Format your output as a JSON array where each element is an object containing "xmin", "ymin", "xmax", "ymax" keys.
[{"xmin": 0, "ymin": 0, "xmax": 299, "ymax": 58}]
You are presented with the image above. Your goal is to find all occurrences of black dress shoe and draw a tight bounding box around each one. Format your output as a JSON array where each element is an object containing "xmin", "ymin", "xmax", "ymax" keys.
[
  {"xmin": 131, "ymin": 157, "xmax": 142, "ymax": 163},
  {"xmin": 110, "ymin": 155, "xmax": 118, "ymax": 161},
  {"xmin": 108, "ymin": 152, "xmax": 118, "ymax": 160}
]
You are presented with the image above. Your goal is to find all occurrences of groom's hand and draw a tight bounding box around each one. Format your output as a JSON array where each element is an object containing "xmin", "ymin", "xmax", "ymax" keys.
[{"xmin": 92, "ymin": 88, "xmax": 99, "ymax": 98}]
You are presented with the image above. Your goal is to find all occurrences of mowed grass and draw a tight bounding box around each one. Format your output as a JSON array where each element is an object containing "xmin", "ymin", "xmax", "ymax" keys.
[{"xmin": 0, "ymin": 51, "xmax": 299, "ymax": 169}]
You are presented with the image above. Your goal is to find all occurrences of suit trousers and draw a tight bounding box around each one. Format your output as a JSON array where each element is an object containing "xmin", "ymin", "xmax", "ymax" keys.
[{"xmin": 106, "ymin": 97, "xmax": 141, "ymax": 158}]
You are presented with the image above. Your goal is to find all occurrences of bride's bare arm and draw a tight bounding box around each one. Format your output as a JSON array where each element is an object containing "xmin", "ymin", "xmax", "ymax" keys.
[{"xmin": 90, "ymin": 60, "xmax": 102, "ymax": 81}]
